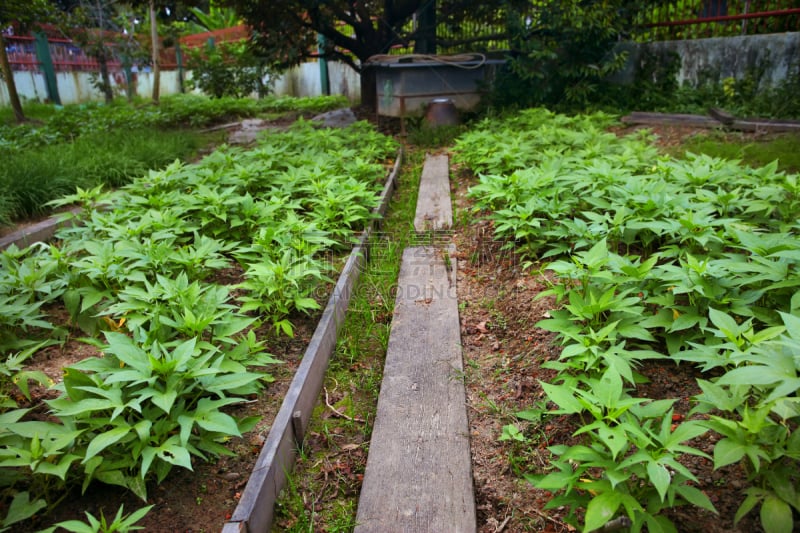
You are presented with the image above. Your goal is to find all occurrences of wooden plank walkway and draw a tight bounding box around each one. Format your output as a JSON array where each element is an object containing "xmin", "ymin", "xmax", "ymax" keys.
[
  {"xmin": 354, "ymin": 242, "xmax": 476, "ymax": 532},
  {"xmin": 414, "ymin": 153, "xmax": 453, "ymax": 232}
]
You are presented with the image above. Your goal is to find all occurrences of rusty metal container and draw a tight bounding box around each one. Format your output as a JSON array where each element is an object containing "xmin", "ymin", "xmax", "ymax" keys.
[{"xmin": 425, "ymin": 98, "xmax": 459, "ymax": 126}]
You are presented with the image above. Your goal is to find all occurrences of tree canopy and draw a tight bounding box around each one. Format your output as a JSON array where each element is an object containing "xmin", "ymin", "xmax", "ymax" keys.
[
  {"xmin": 223, "ymin": 0, "xmax": 525, "ymax": 71},
  {"xmin": 221, "ymin": 0, "xmax": 526, "ymax": 107}
]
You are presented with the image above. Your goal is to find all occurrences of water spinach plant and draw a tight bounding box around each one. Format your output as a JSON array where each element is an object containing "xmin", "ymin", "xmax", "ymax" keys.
[
  {"xmin": 0, "ymin": 118, "xmax": 397, "ymax": 530},
  {"xmin": 454, "ymin": 108, "xmax": 800, "ymax": 533}
]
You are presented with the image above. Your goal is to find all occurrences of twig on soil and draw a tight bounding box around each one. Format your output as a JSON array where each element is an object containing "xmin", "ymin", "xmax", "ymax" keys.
[
  {"xmin": 324, "ymin": 387, "xmax": 366, "ymax": 423},
  {"xmin": 495, "ymin": 514, "xmax": 511, "ymax": 532},
  {"xmin": 530, "ymin": 507, "xmax": 567, "ymax": 530}
]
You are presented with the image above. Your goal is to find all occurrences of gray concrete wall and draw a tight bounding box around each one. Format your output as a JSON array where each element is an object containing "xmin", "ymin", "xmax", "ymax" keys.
[
  {"xmin": 0, "ymin": 61, "xmax": 362, "ymax": 107},
  {"xmin": 617, "ymin": 32, "xmax": 800, "ymax": 87}
]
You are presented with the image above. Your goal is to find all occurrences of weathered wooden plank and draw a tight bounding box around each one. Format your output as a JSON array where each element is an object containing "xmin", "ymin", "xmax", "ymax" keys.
[
  {"xmin": 414, "ymin": 153, "xmax": 452, "ymax": 232},
  {"xmin": 222, "ymin": 149, "xmax": 403, "ymax": 533},
  {"xmin": 355, "ymin": 245, "xmax": 476, "ymax": 533},
  {"xmin": 621, "ymin": 112, "xmax": 720, "ymax": 128},
  {"xmin": 622, "ymin": 110, "xmax": 800, "ymax": 133},
  {"xmin": 0, "ymin": 208, "xmax": 81, "ymax": 251}
]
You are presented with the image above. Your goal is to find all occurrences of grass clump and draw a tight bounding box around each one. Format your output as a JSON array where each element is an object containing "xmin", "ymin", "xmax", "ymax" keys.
[
  {"xmin": 672, "ymin": 132, "xmax": 800, "ymax": 174},
  {"xmin": 0, "ymin": 129, "xmax": 204, "ymax": 224}
]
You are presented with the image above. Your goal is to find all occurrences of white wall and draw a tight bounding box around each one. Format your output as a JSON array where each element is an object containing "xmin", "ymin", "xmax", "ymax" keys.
[{"xmin": 0, "ymin": 61, "xmax": 362, "ymax": 108}]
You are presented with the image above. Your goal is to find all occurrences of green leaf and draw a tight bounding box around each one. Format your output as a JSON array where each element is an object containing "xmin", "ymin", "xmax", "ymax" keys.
[
  {"xmin": 50, "ymin": 519, "xmax": 95, "ymax": 533},
  {"xmin": 708, "ymin": 307, "xmax": 741, "ymax": 340},
  {"xmin": 499, "ymin": 424, "xmax": 525, "ymax": 442},
  {"xmin": 83, "ymin": 426, "xmax": 131, "ymax": 462},
  {"xmin": 196, "ymin": 411, "xmax": 241, "ymax": 436},
  {"xmin": 761, "ymin": 495, "xmax": 793, "ymax": 533},
  {"xmin": 151, "ymin": 389, "xmax": 178, "ymax": 414},
  {"xmin": 157, "ymin": 441, "xmax": 193, "ymax": 471},
  {"xmin": 3, "ymin": 491, "xmax": 47, "ymax": 527},
  {"xmin": 644, "ymin": 514, "xmax": 678, "ymax": 533},
  {"xmin": 540, "ymin": 381, "xmax": 584, "ymax": 415},
  {"xmin": 676, "ymin": 484, "xmax": 718, "ymax": 514},
  {"xmin": 713, "ymin": 437, "xmax": 747, "ymax": 469},
  {"xmin": 735, "ymin": 488, "xmax": 766, "ymax": 524},
  {"xmin": 647, "ymin": 461, "xmax": 672, "ymax": 502},
  {"xmin": 584, "ymin": 491, "xmax": 621, "ymax": 532}
]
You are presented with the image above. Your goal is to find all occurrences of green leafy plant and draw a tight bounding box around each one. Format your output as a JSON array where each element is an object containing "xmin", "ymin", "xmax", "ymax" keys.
[
  {"xmin": 186, "ymin": 40, "xmax": 273, "ymax": 99},
  {"xmin": 460, "ymin": 109, "xmax": 800, "ymax": 532},
  {"xmin": 0, "ymin": 110, "xmax": 398, "ymax": 530},
  {"xmin": 42, "ymin": 504, "xmax": 153, "ymax": 533},
  {"xmin": 529, "ymin": 368, "xmax": 713, "ymax": 532}
]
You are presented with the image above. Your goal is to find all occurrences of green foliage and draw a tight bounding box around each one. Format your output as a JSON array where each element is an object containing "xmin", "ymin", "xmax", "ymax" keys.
[
  {"xmin": 0, "ymin": 94, "xmax": 349, "ymax": 227},
  {"xmin": 186, "ymin": 41, "xmax": 273, "ymax": 99},
  {"xmin": 495, "ymin": 1, "xmax": 656, "ymax": 110},
  {"xmin": 604, "ymin": 52, "xmax": 800, "ymax": 119},
  {"xmin": 674, "ymin": 132, "xmax": 800, "ymax": 174},
  {"xmin": 0, "ymin": 117, "xmax": 397, "ymax": 529},
  {"xmin": 0, "ymin": 94, "xmax": 349, "ymax": 152},
  {"xmin": 186, "ymin": 2, "xmax": 241, "ymax": 33},
  {"xmin": 0, "ymin": 129, "xmax": 202, "ymax": 224},
  {"xmin": 460, "ymin": 109, "xmax": 800, "ymax": 532},
  {"xmin": 43, "ymin": 504, "xmax": 153, "ymax": 533}
]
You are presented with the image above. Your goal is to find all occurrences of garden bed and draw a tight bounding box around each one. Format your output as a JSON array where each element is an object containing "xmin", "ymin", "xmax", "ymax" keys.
[
  {"xmin": 0, "ymin": 115, "xmax": 399, "ymax": 532},
  {"xmin": 269, "ymin": 116, "xmax": 800, "ymax": 533},
  {"xmin": 451, "ymin": 112, "xmax": 800, "ymax": 533}
]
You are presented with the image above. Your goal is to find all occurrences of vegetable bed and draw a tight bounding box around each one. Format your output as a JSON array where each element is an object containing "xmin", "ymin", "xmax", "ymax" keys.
[
  {"xmin": 0, "ymin": 118, "xmax": 397, "ymax": 531},
  {"xmin": 454, "ymin": 109, "xmax": 800, "ymax": 533}
]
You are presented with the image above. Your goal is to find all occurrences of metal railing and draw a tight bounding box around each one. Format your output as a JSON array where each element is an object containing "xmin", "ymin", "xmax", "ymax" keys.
[{"xmin": 637, "ymin": 0, "xmax": 800, "ymax": 40}]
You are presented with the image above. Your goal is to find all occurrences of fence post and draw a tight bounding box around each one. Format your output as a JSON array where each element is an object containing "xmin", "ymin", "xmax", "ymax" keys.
[
  {"xmin": 121, "ymin": 55, "xmax": 135, "ymax": 102},
  {"xmin": 318, "ymin": 34, "xmax": 330, "ymax": 96},
  {"xmin": 33, "ymin": 32, "xmax": 61, "ymax": 105},
  {"xmin": 176, "ymin": 43, "xmax": 185, "ymax": 93}
]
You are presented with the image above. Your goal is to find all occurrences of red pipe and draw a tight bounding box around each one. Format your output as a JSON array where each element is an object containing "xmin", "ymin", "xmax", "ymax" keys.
[{"xmin": 647, "ymin": 8, "xmax": 800, "ymax": 27}]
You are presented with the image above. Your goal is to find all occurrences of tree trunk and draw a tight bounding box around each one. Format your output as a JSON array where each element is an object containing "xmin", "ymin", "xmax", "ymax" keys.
[
  {"xmin": 0, "ymin": 33, "xmax": 26, "ymax": 123},
  {"xmin": 360, "ymin": 65, "xmax": 377, "ymax": 111},
  {"xmin": 414, "ymin": 0, "xmax": 437, "ymax": 54},
  {"xmin": 150, "ymin": 0, "xmax": 161, "ymax": 104},
  {"xmin": 98, "ymin": 51, "xmax": 114, "ymax": 104}
]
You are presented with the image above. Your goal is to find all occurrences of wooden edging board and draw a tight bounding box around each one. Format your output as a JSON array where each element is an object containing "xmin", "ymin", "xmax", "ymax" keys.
[
  {"xmin": 0, "ymin": 207, "xmax": 82, "ymax": 251},
  {"xmin": 621, "ymin": 111, "xmax": 800, "ymax": 133},
  {"xmin": 222, "ymin": 148, "xmax": 404, "ymax": 533}
]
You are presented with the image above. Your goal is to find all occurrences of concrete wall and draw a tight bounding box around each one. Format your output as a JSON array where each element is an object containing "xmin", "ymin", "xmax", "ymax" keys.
[
  {"xmin": 0, "ymin": 61, "xmax": 362, "ymax": 108},
  {"xmin": 616, "ymin": 31, "xmax": 800, "ymax": 87}
]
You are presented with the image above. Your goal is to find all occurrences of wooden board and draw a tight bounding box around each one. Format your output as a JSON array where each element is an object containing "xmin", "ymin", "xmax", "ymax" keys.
[
  {"xmin": 222, "ymin": 149, "xmax": 403, "ymax": 533},
  {"xmin": 0, "ymin": 208, "xmax": 81, "ymax": 251},
  {"xmin": 355, "ymin": 245, "xmax": 476, "ymax": 533},
  {"xmin": 414, "ymin": 154, "xmax": 452, "ymax": 232},
  {"xmin": 621, "ymin": 112, "xmax": 721, "ymax": 128},
  {"xmin": 622, "ymin": 111, "xmax": 800, "ymax": 132}
]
